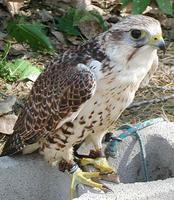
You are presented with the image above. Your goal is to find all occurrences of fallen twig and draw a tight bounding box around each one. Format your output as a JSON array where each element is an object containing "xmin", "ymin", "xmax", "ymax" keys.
[
  {"xmin": 147, "ymin": 85, "xmax": 174, "ymax": 90},
  {"xmin": 129, "ymin": 94, "xmax": 174, "ymax": 109}
]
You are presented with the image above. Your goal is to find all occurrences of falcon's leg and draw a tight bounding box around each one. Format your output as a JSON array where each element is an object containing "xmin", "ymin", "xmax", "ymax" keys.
[
  {"xmin": 79, "ymin": 134, "xmax": 120, "ymax": 183},
  {"xmin": 59, "ymin": 147, "xmax": 110, "ymax": 200}
]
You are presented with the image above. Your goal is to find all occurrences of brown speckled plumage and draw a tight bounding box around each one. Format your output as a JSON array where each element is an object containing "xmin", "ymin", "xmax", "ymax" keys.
[{"xmin": 2, "ymin": 53, "xmax": 97, "ymax": 155}]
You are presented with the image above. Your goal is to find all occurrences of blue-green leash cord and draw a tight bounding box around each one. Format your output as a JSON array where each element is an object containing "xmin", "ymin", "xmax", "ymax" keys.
[
  {"xmin": 105, "ymin": 117, "xmax": 165, "ymax": 182},
  {"xmin": 135, "ymin": 133, "xmax": 148, "ymax": 182}
]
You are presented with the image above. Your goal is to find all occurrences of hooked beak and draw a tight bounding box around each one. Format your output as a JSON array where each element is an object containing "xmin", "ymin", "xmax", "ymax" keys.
[{"xmin": 149, "ymin": 34, "xmax": 166, "ymax": 54}]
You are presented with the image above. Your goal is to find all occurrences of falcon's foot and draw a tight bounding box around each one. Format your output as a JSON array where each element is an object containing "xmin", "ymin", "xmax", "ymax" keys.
[
  {"xmin": 71, "ymin": 168, "xmax": 111, "ymax": 200},
  {"xmin": 80, "ymin": 157, "xmax": 113, "ymax": 173},
  {"xmin": 79, "ymin": 150, "xmax": 120, "ymax": 183}
]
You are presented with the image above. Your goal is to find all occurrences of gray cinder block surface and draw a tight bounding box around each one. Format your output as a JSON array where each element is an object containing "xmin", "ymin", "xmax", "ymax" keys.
[{"xmin": 0, "ymin": 121, "xmax": 174, "ymax": 200}]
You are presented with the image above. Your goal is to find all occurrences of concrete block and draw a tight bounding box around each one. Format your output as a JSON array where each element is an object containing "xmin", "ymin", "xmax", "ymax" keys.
[{"xmin": 0, "ymin": 121, "xmax": 174, "ymax": 200}]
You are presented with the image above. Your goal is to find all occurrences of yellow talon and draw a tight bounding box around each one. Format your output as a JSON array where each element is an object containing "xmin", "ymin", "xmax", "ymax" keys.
[
  {"xmin": 70, "ymin": 168, "xmax": 110, "ymax": 200},
  {"xmin": 79, "ymin": 157, "xmax": 120, "ymax": 183},
  {"xmin": 80, "ymin": 157, "xmax": 114, "ymax": 173}
]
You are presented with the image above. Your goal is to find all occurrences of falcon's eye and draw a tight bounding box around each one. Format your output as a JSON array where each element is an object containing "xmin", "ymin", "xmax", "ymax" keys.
[{"xmin": 130, "ymin": 29, "xmax": 142, "ymax": 39}]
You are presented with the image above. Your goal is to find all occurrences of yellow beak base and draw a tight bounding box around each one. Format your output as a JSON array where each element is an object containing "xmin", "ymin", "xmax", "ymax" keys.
[{"xmin": 149, "ymin": 34, "xmax": 166, "ymax": 53}]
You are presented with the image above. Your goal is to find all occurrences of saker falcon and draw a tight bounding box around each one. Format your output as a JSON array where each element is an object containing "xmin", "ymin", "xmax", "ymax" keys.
[{"xmin": 0, "ymin": 15, "xmax": 165, "ymax": 199}]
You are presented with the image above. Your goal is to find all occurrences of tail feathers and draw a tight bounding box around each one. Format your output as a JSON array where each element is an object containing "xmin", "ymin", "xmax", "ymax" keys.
[
  {"xmin": 0, "ymin": 133, "xmax": 10, "ymax": 156},
  {"xmin": 0, "ymin": 133, "xmax": 39, "ymax": 156},
  {"xmin": 0, "ymin": 132, "xmax": 25, "ymax": 156}
]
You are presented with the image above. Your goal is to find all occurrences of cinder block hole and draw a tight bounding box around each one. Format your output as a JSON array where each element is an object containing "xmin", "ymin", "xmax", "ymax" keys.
[{"xmin": 118, "ymin": 136, "xmax": 174, "ymax": 183}]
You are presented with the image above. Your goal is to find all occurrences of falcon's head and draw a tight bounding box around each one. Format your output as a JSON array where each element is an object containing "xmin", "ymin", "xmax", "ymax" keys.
[{"xmin": 102, "ymin": 15, "xmax": 165, "ymax": 66}]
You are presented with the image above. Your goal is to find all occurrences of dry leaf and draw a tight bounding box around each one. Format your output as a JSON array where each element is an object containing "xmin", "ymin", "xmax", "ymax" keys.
[
  {"xmin": 3, "ymin": 0, "xmax": 26, "ymax": 15},
  {"xmin": 66, "ymin": 35, "xmax": 82, "ymax": 45},
  {"xmin": 51, "ymin": 30, "xmax": 66, "ymax": 44},
  {"xmin": 0, "ymin": 114, "xmax": 17, "ymax": 134},
  {"xmin": 0, "ymin": 96, "xmax": 16, "ymax": 115},
  {"xmin": 79, "ymin": 20, "xmax": 103, "ymax": 39},
  {"xmin": 10, "ymin": 43, "xmax": 26, "ymax": 56},
  {"xmin": 39, "ymin": 9, "xmax": 54, "ymax": 22}
]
